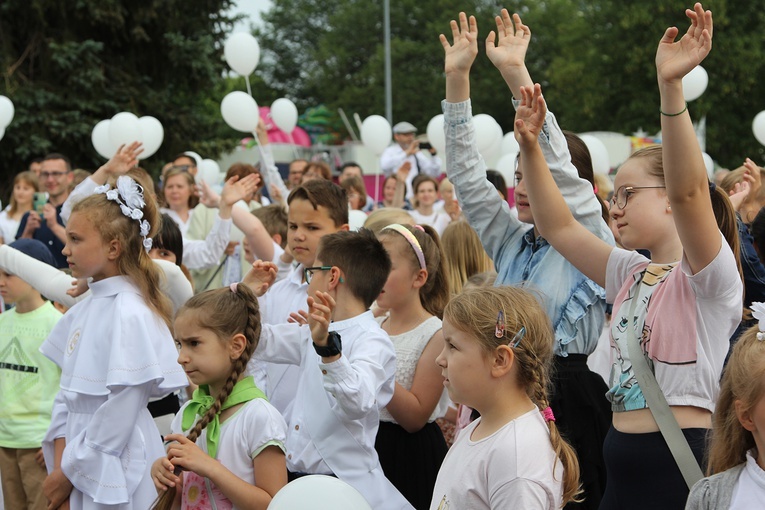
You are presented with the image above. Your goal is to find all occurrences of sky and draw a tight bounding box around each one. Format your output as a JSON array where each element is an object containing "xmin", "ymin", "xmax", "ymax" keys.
[{"xmin": 228, "ymin": 0, "xmax": 272, "ymax": 33}]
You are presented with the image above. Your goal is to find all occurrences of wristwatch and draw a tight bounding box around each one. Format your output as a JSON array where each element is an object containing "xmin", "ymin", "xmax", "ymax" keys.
[{"xmin": 313, "ymin": 331, "xmax": 342, "ymax": 357}]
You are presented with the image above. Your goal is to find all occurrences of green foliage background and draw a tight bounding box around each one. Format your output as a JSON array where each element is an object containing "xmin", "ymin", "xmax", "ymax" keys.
[{"xmin": 1, "ymin": 0, "xmax": 763, "ymax": 203}]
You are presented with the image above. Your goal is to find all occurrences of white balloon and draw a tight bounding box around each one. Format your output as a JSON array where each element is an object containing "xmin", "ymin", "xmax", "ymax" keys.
[
  {"xmin": 221, "ymin": 91, "xmax": 260, "ymax": 133},
  {"xmin": 92, "ymin": 120, "xmax": 117, "ymax": 159},
  {"xmin": 268, "ymin": 475, "xmax": 372, "ymax": 510},
  {"xmin": 360, "ymin": 115, "xmax": 392, "ymax": 155},
  {"xmin": 579, "ymin": 134, "xmax": 611, "ymax": 175},
  {"xmin": 753, "ymin": 111, "xmax": 765, "ymax": 146},
  {"xmin": 137, "ymin": 116, "xmax": 164, "ymax": 160},
  {"xmin": 270, "ymin": 98, "xmax": 298, "ymax": 133},
  {"xmin": 183, "ymin": 151, "xmax": 203, "ymax": 168},
  {"xmin": 496, "ymin": 152, "xmax": 519, "ymax": 186},
  {"xmin": 109, "ymin": 112, "xmax": 141, "ymax": 148},
  {"xmin": 502, "ymin": 132, "xmax": 520, "ymax": 155},
  {"xmin": 426, "ymin": 114, "xmax": 446, "ymax": 155},
  {"xmin": 682, "ymin": 66, "xmax": 708, "ymax": 102},
  {"xmin": 0, "ymin": 96, "xmax": 14, "ymax": 129},
  {"xmin": 702, "ymin": 152, "xmax": 714, "ymax": 180},
  {"xmin": 224, "ymin": 33, "xmax": 260, "ymax": 76},
  {"xmin": 198, "ymin": 159, "xmax": 221, "ymax": 185},
  {"xmin": 474, "ymin": 114, "xmax": 502, "ymax": 155},
  {"xmin": 0, "ymin": 127, "xmax": 5, "ymax": 141}
]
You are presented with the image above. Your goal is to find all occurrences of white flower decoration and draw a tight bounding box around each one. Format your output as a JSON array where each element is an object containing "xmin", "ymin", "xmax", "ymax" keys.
[
  {"xmin": 115, "ymin": 176, "xmax": 146, "ymax": 210},
  {"xmin": 143, "ymin": 237, "xmax": 153, "ymax": 251},
  {"xmin": 752, "ymin": 302, "xmax": 765, "ymax": 341},
  {"xmin": 94, "ymin": 176, "xmax": 153, "ymax": 253},
  {"xmin": 105, "ymin": 189, "xmax": 119, "ymax": 201},
  {"xmin": 94, "ymin": 184, "xmax": 111, "ymax": 194}
]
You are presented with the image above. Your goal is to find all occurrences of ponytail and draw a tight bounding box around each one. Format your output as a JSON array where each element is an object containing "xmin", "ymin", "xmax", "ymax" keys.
[{"xmin": 152, "ymin": 284, "xmax": 261, "ymax": 510}]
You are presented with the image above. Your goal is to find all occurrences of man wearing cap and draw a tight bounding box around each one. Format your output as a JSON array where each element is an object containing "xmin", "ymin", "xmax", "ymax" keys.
[{"xmin": 380, "ymin": 121, "xmax": 442, "ymax": 201}]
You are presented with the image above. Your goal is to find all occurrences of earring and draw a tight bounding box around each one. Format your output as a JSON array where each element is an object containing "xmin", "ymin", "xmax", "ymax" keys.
[{"xmin": 339, "ymin": 277, "xmax": 345, "ymax": 283}]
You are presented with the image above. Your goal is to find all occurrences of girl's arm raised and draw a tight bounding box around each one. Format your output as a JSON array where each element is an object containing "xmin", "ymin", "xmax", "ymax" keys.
[
  {"xmin": 657, "ymin": 3, "xmax": 718, "ymax": 274},
  {"xmin": 517, "ymin": 85, "xmax": 613, "ymax": 288},
  {"xmin": 384, "ymin": 330, "xmax": 447, "ymax": 433}
]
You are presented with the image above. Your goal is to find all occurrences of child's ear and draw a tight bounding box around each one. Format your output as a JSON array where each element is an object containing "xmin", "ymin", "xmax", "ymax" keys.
[
  {"xmin": 107, "ymin": 239, "xmax": 122, "ymax": 261},
  {"xmin": 412, "ymin": 268, "xmax": 428, "ymax": 289},
  {"xmin": 491, "ymin": 345, "xmax": 515, "ymax": 378},
  {"xmin": 339, "ymin": 223, "xmax": 350, "ymax": 232},
  {"xmin": 327, "ymin": 266, "xmax": 344, "ymax": 290},
  {"xmin": 272, "ymin": 234, "xmax": 282, "ymax": 247},
  {"xmin": 735, "ymin": 399, "xmax": 756, "ymax": 432},
  {"xmin": 228, "ymin": 333, "xmax": 247, "ymax": 361}
]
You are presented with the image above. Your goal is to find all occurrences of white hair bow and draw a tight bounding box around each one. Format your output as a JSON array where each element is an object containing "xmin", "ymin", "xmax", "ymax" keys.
[
  {"xmin": 750, "ymin": 302, "xmax": 765, "ymax": 341},
  {"xmin": 95, "ymin": 176, "xmax": 153, "ymax": 252}
]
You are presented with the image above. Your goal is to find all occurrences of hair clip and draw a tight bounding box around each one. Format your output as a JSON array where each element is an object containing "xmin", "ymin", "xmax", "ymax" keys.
[
  {"xmin": 511, "ymin": 326, "xmax": 526, "ymax": 348},
  {"xmin": 495, "ymin": 310, "xmax": 505, "ymax": 339},
  {"xmin": 758, "ymin": 331, "xmax": 765, "ymax": 342},
  {"xmin": 751, "ymin": 302, "xmax": 765, "ymax": 341},
  {"xmin": 542, "ymin": 406, "xmax": 555, "ymax": 423},
  {"xmin": 413, "ymin": 224, "xmax": 425, "ymax": 232}
]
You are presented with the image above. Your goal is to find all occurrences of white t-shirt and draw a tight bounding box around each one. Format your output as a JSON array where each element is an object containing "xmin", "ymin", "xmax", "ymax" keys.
[
  {"xmin": 605, "ymin": 233, "xmax": 742, "ymax": 413},
  {"xmin": 0, "ymin": 207, "xmax": 20, "ymax": 243},
  {"xmin": 171, "ymin": 396, "xmax": 287, "ymax": 508},
  {"xmin": 409, "ymin": 209, "xmax": 451, "ymax": 236},
  {"xmin": 431, "ymin": 408, "xmax": 563, "ymax": 510}
]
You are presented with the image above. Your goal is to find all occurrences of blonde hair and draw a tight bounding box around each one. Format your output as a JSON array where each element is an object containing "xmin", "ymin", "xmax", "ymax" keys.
[
  {"xmin": 441, "ymin": 220, "xmax": 493, "ymax": 295},
  {"xmin": 9, "ymin": 171, "xmax": 39, "ymax": 217},
  {"xmin": 364, "ymin": 207, "xmax": 414, "ymax": 234},
  {"xmin": 339, "ymin": 175, "xmax": 367, "ymax": 210},
  {"xmin": 153, "ymin": 284, "xmax": 261, "ymax": 510},
  {"xmin": 707, "ymin": 325, "xmax": 765, "ymax": 474},
  {"xmin": 71, "ymin": 179, "xmax": 172, "ymax": 327},
  {"xmin": 444, "ymin": 286, "xmax": 582, "ymax": 505},
  {"xmin": 162, "ymin": 167, "xmax": 199, "ymax": 209},
  {"xmin": 378, "ymin": 224, "xmax": 450, "ymax": 318}
]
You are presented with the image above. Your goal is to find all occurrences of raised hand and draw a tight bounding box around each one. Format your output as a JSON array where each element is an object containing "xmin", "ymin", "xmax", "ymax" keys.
[
  {"xmin": 486, "ymin": 10, "xmax": 530, "ymax": 72},
  {"xmin": 197, "ymin": 179, "xmax": 221, "ymax": 209},
  {"xmin": 440, "ymin": 12, "xmax": 479, "ymax": 76},
  {"xmin": 656, "ymin": 3, "xmax": 713, "ymax": 85},
  {"xmin": 308, "ymin": 291, "xmax": 336, "ymax": 348},
  {"xmin": 514, "ymin": 84, "xmax": 548, "ymax": 147},
  {"xmin": 743, "ymin": 157, "xmax": 762, "ymax": 199},
  {"xmin": 101, "ymin": 142, "xmax": 144, "ymax": 178},
  {"xmin": 727, "ymin": 180, "xmax": 751, "ymax": 212},
  {"xmin": 221, "ymin": 173, "xmax": 261, "ymax": 207},
  {"xmin": 242, "ymin": 260, "xmax": 278, "ymax": 296}
]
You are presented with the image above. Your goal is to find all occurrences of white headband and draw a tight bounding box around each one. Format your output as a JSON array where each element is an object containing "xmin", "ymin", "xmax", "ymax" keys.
[
  {"xmin": 752, "ymin": 302, "xmax": 765, "ymax": 341},
  {"xmin": 94, "ymin": 176, "xmax": 153, "ymax": 252}
]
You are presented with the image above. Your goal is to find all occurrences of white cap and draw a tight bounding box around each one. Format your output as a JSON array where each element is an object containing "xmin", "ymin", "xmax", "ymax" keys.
[{"xmin": 392, "ymin": 121, "xmax": 417, "ymax": 134}]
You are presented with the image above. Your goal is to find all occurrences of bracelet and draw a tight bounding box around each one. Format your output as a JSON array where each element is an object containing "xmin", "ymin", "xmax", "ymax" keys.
[{"xmin": 660, "ymin": 102, "xmax": 688, "ymax": 117}]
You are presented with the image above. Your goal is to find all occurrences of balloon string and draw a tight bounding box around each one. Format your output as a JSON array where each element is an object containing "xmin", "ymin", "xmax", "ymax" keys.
[
  {"xmin": 287, "ymin": 132, "xmax": 298, "ymax": 159},
  {"xmin": 245, "ymin": 76, "xmax": 252, "ymax": 97}
]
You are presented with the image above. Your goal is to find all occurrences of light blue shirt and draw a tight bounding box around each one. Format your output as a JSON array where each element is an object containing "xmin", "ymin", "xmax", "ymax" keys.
[{"xmin": 443, "ymin": 99, "xmax": 614, "ymax": 356}]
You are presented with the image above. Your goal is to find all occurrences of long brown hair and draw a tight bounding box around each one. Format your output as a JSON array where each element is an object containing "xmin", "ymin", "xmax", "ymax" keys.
[
  {"xmin": 444, "ymin": 286, "xmax": 582, "ymax": 505},
  {"xmin": 440, "ymin": 220, "xmax": 493, "ymax": 296},
  {"xmin": 71, "ymin": 178, "xmax": 172, "ymax": 327},
  {"xmin": 153, "ymin": 283, "xmax": 261, "ymax": 510},
  {"xmin": 707, "ymin": 325, "xmax": 765, "ymax": 474}
]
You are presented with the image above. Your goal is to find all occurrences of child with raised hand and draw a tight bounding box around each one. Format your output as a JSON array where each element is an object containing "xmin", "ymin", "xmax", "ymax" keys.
[
  {"xmin": 514, "ymin": 4, "xmax": 742, "ymax": 509},
  {"xmin": 686, "ymin": 308, "xmax": 765, "ymax": 509},
  {"xmin": 151, "ymin": 284, "xmax": 287, "ymax": 510},
  {"xmin": 432, "ymin": 286, "xmax": 581, "ymax": 509},
  {"xmin": 374, "ymin": 223, "xmax": 450, "ymax": 509},
  {"xmin": 39, "ymin": 174, "xmax": 188, "ymax": 509},
  {"xmin": 441, "ymin": 11, "xmax": 613, "ymax": 508}
]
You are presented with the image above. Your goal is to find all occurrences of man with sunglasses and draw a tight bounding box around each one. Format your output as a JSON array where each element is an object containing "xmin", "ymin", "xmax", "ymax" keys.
[{"xmin": 16, "ymin": 153, "xmax": 73, "ymax": 268}]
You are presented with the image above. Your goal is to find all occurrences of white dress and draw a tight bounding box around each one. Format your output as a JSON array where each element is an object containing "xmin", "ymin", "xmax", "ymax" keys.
[{"xmin": 40, "ymin": 276, "xmax": 187, "ymax": 509}]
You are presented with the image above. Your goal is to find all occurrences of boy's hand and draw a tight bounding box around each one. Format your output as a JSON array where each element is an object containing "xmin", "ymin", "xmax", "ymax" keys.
[
  {"xmin": 486, "ymin": 11, "xmax": 530, "ymax": 72},
  {"xmin": 308, "ymin": 291, "xmax": 335, "ymax": 346},
  {"xmin": 656, "ymin": 3, "xmax": 713, "ymax": 85},
  {"xmin": 242, "ymin": 260, "xmax": 278, "ymax": 296},
  {"xmin": 151, "ymin": 455, "xmax": 181, "ymax": 491},
  {"xmin": 514, "ymin": 84, "xmax": 547, "ymax": 147},
  {"xmin": 43, "ymin": 468, "xmax": 73, "ymax": 510},
  {"xmin": 165, "ymin": 434, "xmax": 214, "ymax": 479},
  {"xmin": 440, "ymin": 12, "xmax": 478, "ymax": 76},
  {"xmin": 288, "ymin": 310, "xmax": 310, "ymax": 325}
]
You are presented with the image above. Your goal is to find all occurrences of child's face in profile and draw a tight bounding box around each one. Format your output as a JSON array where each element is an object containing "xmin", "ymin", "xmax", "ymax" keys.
[
  {"xmin": 0, "ymin": 270, "xmax": 35, "ymax": 306},
  {"xmin": 63, "ymin": 212, "xmax": 119, "ymax": 281},
  {"xmin": 287, "ymin": 199, "xmax": 343, "ymax": 268}
]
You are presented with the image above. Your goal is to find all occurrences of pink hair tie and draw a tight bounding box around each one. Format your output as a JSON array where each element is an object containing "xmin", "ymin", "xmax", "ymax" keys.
[
  {"xmin": 230, "ymin": 282, "xmax": 238, "ymax": 293},
  {"xmin": 542, "ymin": 406, "xmax": 555, "ymax": 423},
  {"xmin": 413, "ymin": 224, "xmax": 425, "ymax": 232},
  {"xmin": 382, "ymin": 223, "xmax": 427, "ymax": 270}
]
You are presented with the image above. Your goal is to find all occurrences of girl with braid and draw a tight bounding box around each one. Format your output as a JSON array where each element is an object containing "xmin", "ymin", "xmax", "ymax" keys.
[
  {"xmin": 432, "ymin": 286, "xmax": 580, "ymax": 509},
  {"xmin": 151, "ymin": 283, "xmax": 288, "ymax": 509}
]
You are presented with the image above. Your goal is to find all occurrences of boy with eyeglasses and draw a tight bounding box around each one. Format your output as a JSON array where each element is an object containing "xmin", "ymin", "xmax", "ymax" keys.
[{"xmin": 16, "ymin": 153, "xmax": 73, "ymax": 269}]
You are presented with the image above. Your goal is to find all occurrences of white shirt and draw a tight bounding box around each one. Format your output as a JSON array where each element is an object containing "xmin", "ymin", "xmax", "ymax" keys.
[
  {"xmin": 729, "ymin": 450, "xmax": 765, "ymax": 509},
  {"xmin": 160, "ymin": 207, "xmax": 193, "ymax": 237},
  {"xmin": 380, "ymin": 144, "xmax": 442, "ymax": 200},
  {"xmin": 408, "ymin": 209, "xmax": 451, "ymax": 236},
  {"xmin": 0, "ymin": 207, "xmax": 20, "ymax": 243},
  {"xmin": 431, "ymin": 409, "xmax": 563, "ymax": 510}
]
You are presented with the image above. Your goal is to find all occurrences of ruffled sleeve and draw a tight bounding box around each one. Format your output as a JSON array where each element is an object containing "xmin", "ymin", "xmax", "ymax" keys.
[
  {"xmin": 245, "ymin": 400, "xmax": 287, "ymax": 459},
  {"xmin": 61, "ymin": 384, "xmax": 154, "ymax": 505}
]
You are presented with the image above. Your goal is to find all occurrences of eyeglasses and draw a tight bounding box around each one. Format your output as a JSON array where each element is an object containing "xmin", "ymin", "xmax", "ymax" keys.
[
  {"xmin": 40, "ymin": 171, "xmax": 69, "ymax": 180},
  {"xmin": 610, "ymin": 185, "xmax": 666, "ymax": 210},
  {"xmin": 171, "ymin": 165, "xmax": 193, "ymax": 173},
  {"xmin": 304, "ymin": 266, "xmax": 332, "ymax": 283}
]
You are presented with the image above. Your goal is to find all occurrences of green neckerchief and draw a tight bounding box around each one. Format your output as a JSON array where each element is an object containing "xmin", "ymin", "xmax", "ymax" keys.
[{"xmin": 182, "ymin": 376, "xmax": 266, "ymax": 459}]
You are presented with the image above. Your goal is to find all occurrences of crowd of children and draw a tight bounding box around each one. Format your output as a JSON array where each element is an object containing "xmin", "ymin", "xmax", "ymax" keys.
[{"xmin": 1, "ymin": 3, "xmax": 764, "ymax": 510}]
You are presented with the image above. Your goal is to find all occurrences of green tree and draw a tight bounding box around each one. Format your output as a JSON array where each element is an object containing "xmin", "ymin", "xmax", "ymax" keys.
[{"xmin": 0, "ymin": 0, "xmax": 264, "ymax": 191}]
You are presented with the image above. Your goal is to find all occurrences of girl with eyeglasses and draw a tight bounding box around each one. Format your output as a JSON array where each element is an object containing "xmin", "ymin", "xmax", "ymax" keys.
[{"xmin": 514, "ymin": 5, "xmax": 742, "ymax": 508}]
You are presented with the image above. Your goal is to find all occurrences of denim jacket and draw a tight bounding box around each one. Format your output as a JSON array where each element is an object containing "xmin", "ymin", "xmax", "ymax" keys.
[{"xmin": 443, "ymin": 99, "xmax": 615, "ymax": 356}]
